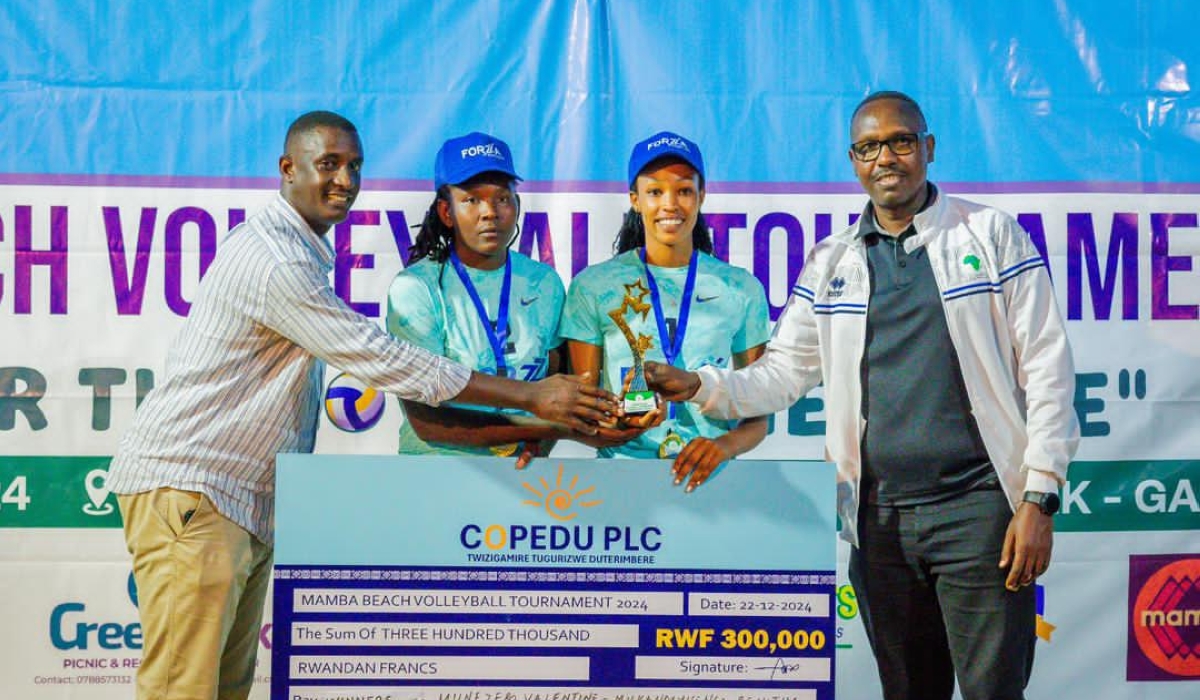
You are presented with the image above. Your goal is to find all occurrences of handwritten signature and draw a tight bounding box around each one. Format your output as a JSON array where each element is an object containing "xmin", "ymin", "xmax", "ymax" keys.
[{"xmin": 753, "ymin": 657, "xmax": 804, "ymax": 680}]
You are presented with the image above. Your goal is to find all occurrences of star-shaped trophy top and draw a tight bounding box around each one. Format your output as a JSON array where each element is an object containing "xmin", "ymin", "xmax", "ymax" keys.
[{"xmin": 618, "ymin": 279, "xmax": 652, "ymax": 320}]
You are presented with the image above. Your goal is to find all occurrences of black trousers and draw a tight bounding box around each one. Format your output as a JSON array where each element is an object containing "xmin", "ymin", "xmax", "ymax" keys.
[{"xmin": 849, "ymin": 487, "xmax": 1037, "ymax": 700}]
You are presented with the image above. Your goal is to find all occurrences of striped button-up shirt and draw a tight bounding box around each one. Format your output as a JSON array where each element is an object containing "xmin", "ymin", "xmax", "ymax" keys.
[{"xmin": 107, "ymin": 193, "xmax": 471, "ymax": 543}]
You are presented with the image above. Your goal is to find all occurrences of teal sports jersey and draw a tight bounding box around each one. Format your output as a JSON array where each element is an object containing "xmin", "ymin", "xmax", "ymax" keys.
[
  {"xmin": 386, "ymin": 251, "xmax": 565, "ymax": 455},
  {"xmin": 561, "ymin": 250, "xmax": 770, "ymax": 458}
]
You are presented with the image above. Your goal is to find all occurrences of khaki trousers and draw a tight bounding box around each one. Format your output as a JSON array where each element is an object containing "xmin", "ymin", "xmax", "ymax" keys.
[{"xmin": 119, "ymin": 488, "xmax": 273, "ymax": 700}]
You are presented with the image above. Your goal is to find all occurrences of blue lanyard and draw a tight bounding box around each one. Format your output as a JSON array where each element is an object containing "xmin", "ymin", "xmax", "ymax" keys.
[
  {"xmin": 639, "ymin": 248, "xmax": 698, "ymax": 369},
  {"xmin": 448, "ymin": 249, "xmax": 512, "ymax": 377}
]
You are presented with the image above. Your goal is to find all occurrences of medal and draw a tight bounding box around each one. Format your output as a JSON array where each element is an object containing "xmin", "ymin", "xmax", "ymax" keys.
[
  {"xmin": 658, "ymin": 430, "xmax": 686, "ymax": 459},
  {"xmin": 490, "ymin": 442, "xmax": 520, "ymax": 457}
]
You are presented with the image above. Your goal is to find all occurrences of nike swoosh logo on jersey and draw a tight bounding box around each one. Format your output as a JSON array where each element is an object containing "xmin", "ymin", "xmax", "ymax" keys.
[
  {"xmin": 520, "ymin": 296, "xmax": 539, "ymax": 306},
  {"xmin": 696, "ymin": 294, "xmax": 720, "ymax": 303}
]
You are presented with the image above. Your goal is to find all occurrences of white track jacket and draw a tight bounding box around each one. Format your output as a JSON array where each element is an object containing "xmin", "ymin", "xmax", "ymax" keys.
[{"xmin": 695, "ymin": 192, "xmax": 1080, "ymax": 546}]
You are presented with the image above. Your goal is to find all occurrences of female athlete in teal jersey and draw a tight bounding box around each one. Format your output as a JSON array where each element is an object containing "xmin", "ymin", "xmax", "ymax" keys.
[
  {"xmin": 386, "ymin": 132, "xmax": 577, "ymax": 465},
  {"xmin": 560, "ymin": 132, "xmax": 771, "ymax": 490}
]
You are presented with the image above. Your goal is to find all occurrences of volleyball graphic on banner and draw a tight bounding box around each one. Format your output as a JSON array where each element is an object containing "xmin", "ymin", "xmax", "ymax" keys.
[{"xmin": 323, "ymin": 372, "xmax": 385, "ymax": 432}]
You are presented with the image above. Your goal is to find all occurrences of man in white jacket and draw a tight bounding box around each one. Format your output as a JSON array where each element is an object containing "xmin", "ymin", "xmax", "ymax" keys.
[{"xmin": 646, "ymin": 91, "xmax": 1079, "ymax": 700}]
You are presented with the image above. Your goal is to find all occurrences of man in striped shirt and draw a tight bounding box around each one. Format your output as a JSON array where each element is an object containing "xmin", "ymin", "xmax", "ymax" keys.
[{"xmin": 106, "ymin": 111, "xmax": 616, "ymax": 700}]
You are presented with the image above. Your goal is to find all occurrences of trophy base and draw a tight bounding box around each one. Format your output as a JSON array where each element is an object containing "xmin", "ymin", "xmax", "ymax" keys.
[{"xmin": 623, "ymin": 391, "xmax": 658, "ymax": 414}]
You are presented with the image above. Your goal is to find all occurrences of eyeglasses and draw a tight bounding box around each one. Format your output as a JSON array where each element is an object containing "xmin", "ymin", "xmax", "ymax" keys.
[{"xmin": 849, "ymin": 132, "xmax": 929, "ymax": 162}]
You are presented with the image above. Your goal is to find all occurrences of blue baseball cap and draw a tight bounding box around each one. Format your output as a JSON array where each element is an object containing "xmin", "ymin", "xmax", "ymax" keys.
[
  {"xmin": 433, "ymin": 132, "xmax": 521, "ymax": 190},
  {"xmin": 627, "ymin": 131, "xmax": 705, "ymax": 189}
]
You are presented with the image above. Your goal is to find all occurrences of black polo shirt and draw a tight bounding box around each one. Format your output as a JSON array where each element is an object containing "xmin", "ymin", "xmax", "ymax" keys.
[{"xmin": 858, "ymin": 185, "xmax": 995, "ymax": 505}]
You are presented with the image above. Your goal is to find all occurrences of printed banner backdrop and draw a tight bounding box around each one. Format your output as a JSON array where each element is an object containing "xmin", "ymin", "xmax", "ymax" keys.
[{"xmin": 2, "ymin": 1, "xmax": 1198, "ymax": 698}]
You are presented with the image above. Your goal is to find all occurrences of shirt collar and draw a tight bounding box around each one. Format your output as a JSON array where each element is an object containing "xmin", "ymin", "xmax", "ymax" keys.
[
  {"xmin": 271, "ymin": 192, "xmax": 335, "ymax": 268},
  {"xmin": 855, "ymin": 182, "xmax": 939, "ymax": 240}
]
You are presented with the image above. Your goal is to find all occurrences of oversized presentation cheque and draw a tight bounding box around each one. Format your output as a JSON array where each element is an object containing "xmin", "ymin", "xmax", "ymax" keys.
[{"xmin": 272, "ymin": 456, "xmax": 837, "ymax": 700}]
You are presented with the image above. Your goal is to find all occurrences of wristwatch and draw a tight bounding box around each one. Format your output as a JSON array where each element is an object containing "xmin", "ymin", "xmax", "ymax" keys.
[{"xmin": 1022, "ymin": 490, "xmax": 1061, "ymax": 516}]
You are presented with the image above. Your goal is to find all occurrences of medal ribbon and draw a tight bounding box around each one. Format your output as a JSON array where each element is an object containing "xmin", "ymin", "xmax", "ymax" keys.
[
  {"xmin": 640, "ymin": 248, "xmax": 698, "ymax": 419},
  {"xmin": 449, "ymin": 248, "xmax": 512, "ymax": 377}
]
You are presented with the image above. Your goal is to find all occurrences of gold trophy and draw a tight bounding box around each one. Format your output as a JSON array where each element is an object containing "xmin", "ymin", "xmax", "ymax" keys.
[{"xmin": 608, "ymin": 279, "xmax": 658, "ymax": 414}]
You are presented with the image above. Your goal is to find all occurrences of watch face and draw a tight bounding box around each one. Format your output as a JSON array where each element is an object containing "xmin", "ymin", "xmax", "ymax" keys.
[{"xmin": 1025, "ymin": 491, "xmax": 1061, "ymax": 515}]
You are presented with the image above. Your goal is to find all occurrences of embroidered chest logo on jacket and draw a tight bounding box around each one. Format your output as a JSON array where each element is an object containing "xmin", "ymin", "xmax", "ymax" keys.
[{"xmin": 950, "ymin": 246, "xmax": 991, "ymax": 283}]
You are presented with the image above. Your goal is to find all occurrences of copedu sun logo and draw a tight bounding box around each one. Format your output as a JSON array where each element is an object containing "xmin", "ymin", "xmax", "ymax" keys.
[
  {"xmin": 323, "ymin": 372, "xmax": 385, "ymax": 432},
  {"xmin": 522, "ymin": 464, "xmax": 602, "ymax": 521}
]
